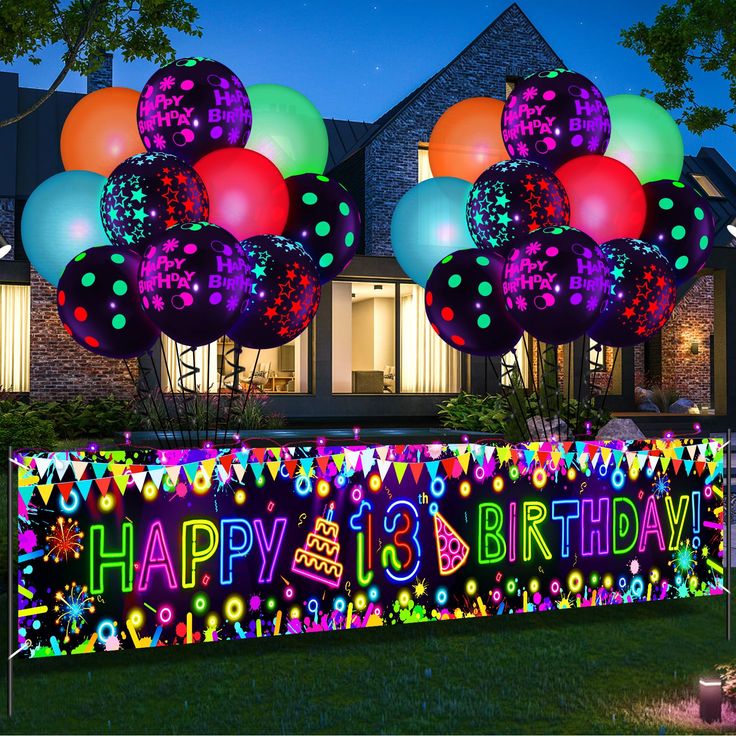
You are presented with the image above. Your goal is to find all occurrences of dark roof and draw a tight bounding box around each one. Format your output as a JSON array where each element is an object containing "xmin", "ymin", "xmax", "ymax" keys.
[
  {"xmin": 324, "ymin": 119, "xmax": 375, "ymax": 170},
  {"xmin": 682, "ymin": 147, "xmax": 736, "ymax": 248},
  {"xmin": 329, "ymin": 3, "xmax": 562, "ymax": 168}
]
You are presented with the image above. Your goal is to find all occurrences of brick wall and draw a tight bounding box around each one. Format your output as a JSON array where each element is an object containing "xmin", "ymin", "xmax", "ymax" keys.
[
  {"xmin": 660, "ymin": 274, "xmax": 714, "ymax": 407},
  {"xmin": 87, "ymin": 53, "xmax": 113, "ymax": 93},
  {"xmin": 0, "ymin": 197, "xmax": 14, "ymax": 258},
  {"xmin": 364, "ymin": 5, "xmax": 563, "ymax": 255},
  {"xmin": 30, "ymin": 265, "xmax": 137, "ymax": 401}
]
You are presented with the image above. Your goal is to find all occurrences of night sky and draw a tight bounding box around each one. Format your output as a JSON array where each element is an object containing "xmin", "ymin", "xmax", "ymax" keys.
[{"xmin": 3, "ymin": 0, "xmax": 733, "ymax": 165}]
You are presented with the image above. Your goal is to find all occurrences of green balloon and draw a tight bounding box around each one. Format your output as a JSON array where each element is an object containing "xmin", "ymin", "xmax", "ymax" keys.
[
  {"xmin": 604, "ymin": 94, "xmax": 684, "ymax": 184},
  {"xmin": 245, "ymin": 84, "xmax": 328, "ymax": 178}
]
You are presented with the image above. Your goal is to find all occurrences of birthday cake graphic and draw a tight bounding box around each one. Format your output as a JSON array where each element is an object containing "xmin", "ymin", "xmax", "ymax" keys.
[{"xmin": 292, "ymin": 505, "xmax": 344, "ymax": 588}]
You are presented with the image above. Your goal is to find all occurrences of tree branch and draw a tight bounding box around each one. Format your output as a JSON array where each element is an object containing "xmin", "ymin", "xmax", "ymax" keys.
[{"xmin": 0, "ymin": 0, "xmax": 104, "ymax": 128}]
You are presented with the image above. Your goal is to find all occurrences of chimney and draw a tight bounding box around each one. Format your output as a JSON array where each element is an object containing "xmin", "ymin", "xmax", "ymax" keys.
[{"xmin": 87, "ymin": 52, "xmax": 113, "ymax": 93}]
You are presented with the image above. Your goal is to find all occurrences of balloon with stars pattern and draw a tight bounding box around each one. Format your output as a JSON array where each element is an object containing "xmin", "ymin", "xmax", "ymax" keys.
[
  {"xmin": 100, "ymin": 152, "xmax": 209, "ymax": 252},
  {"xmin": 501, "ymin": 68, "xmax": 611, "ymax": 170},
  {"xmin": 138, "ymin": 222, "xmax": 251, "ymax": 347},
  {"xmin": 503, "ymin": 225, "xmax": 611, "ymax": 345},
  {"xmin": 57, "ymin": 246, "xmax": 160, "ymax": 359},
  {"xmin": 282, "ymin": 173, "xmax": 361, "ymax": 283},
  {"xmin": 466, "ymin": 159, "xmax": 569, "ymax": 255},
  {"xmin": 137, "ymin": 57, "xmax": 252, "ymax": 164},
  {"xmin": 588, "ymin": 238, "xmax": 676, "ymax": 348},
  {"xmin": 425, "ymin": 249, "xmax": 523, "ymax": 356},
  {"xmin": 228, "ymin": 235, "xmax": 321, "ymax": 350},
  {"xmin": 639, "ymin": 179, "xmax": 715, "ymax": 284}
]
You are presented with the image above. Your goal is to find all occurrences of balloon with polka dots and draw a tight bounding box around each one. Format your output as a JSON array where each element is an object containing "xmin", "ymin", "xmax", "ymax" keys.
[
  {"xmin": 639, "ymin": 179, "xmax": 715, "ymax": 284},
  {"xmin": 282, "ymin": 173, "xmax": 361, "ymax": 283},
  {"xmin": 424, "ymin": 249, "xmax": 523, "ymax": 356},
  {"xmin": 137, "ymin": 57, "xmax": 252, "ymax": 165},
  {"xmin": 57, "ymin": 246, "xmax": 160, "ymax": 359}
]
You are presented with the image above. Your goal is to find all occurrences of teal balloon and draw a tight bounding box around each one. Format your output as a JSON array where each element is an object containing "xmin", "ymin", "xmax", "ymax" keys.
[
  {"xmin": 21, "ymin": 170, "xmax": 110, "ymax": 285},
  {"xmin": 391, "ymin": 177, "xmax": 476, "ymax": 286}
]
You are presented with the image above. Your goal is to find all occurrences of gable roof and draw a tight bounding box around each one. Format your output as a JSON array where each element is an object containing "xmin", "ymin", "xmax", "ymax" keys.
[
  {"xmin": 327, "ymin": 3, "xmax": 562, "ymax": 170},
  {"xmin": 324, "ymin": 118, "xmax": 376, "ymax": 170}
]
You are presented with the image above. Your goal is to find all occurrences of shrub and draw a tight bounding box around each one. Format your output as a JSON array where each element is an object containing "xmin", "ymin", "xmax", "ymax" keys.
[{"xmin": 0, "ymin": 412, "xmax": 57, "ymax": 450}]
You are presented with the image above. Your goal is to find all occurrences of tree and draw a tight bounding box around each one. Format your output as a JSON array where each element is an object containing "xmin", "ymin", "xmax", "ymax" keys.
[
  {"xmin": 0, "ymin": 0, "xmax": 201, "ymax": 127},
  {"xmin": 620, "ymin": 0, "xmax": 736, "ymax": 134}
]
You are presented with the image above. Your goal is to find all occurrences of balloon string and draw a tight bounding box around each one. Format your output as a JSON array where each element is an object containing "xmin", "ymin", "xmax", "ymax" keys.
[
  {"xmin": 535, "ymin": 344, "xmax": 553, "ymax": 442},
  {"xmin": 489, "ymin": 355, "xmax": 528, "ymax": 442},
  {"xmin": 565, "ymin": 342, "xmax": 573, "ymax": 440},
  {"xmin": 509, "ymin": 349, "xmax": 535, "ymax": 442},
  {"xmin": 205, "ymin": 341, "xmax": 212, "ymax": 446},
  {"xmin": 519, "ymin": 336, "xmax": 544, "ymax": 441},
  {"xmin": 175, "ymin": 343, "xmax": 200, "ymax": 447},
  {"xmin": 574, "ymin": 339, "xmax": 588, "ymax": 438},
  {"xmin": 213, "ymin": 338, "xmax": 225, "ymax": 446},
  {"xmin": 237, "ymin": 349, "xmax": 261, "ymax": 436},
  {"xmin": 145, "ymin": 349, "xmax": 176, "ymax": 447},
  {"xmin": 138, "ymin": 350, "xmax": 174, "ymax": 449},
  {"xmin": 123, "ymin": 358, "xmax": 164, "ymax": 449},
  {"xmin": 160, "ymin": 342, "xmax": 190, "ymax": 448},
  {"xmin": 600, "ymin": 347, "xmax": 620, "ymax": 417},
  {"xmin": 222, "ymin": 341, "xmax": 243, "ymax": 446}
]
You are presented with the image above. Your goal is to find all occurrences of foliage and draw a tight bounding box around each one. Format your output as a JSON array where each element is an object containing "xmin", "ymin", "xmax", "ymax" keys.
[
  {"xmin": 649, "ymin": 385, "xmax": 681, "ymax": 412},
  {"xmin": 717, "ymin": 662, "xmax": 736, "ymax": 699},
  {"xmin": 620, "ymin": 0, "xmax": 736, "ymax": 134},
  {"xmin": 437, "ymin": 389, "xmax": 611, "ymax": 441},
  {"xmin": 0, "ymin": 410, "xmax": 56, "ymax": 450},
  {"xmin": 0, "ymin": 395, "xmax": 137, "ymax": 439},
  {"xmin": 0, "ymin": 0, "xmax": 202, "ymax": 126}
]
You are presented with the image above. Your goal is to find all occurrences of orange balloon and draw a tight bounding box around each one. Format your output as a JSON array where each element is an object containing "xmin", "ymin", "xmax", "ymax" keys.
[
  {"xmin": 428, "ymin": 97, "xmax": 508, "ymax": 182},
  {"xmin": 60, "ymin": 87, "xmax": 145, "ymax": 176}
]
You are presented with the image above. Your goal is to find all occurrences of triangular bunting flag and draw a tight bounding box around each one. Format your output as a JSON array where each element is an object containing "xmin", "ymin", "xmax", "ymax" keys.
[
  {"xmin": 410, "ymin": 463, "xmax": 424, "ymax": 483},
  {"xmin": 267, "ymin": 461, "xmax": 280, "ymax": 480},
  {"xmin": 284, "ymin": 460, "xmax": 298, "ymax": 478},
  {"xmin": 56, "ymin": 481, "xmax": 75, "ymax": 501},
  {"xmin": 148, "ymin": 467, "xmax": 165, "ymax": 488},
  {"xmin": 233, "ymin": 463, "xmax": 246, "ymax": 482},
  {"xmin": 114, "ymin": 474, "xmax": 128, "ymax": 494},
  {"xmin": 299, "ymin": 458, "xmax": 314, "ymax": 476},
  {"xmin": 377, "ymin": 459, "xmax": 391, "ymax": 480},
  {"xmin": 76, "ymin": 479, "xmax": 93, "ymax": 500},
  {"xmin": 200, "ymin": 458, "xmax": 216, "ymax": 479},
  {"xmin": 71, "ymin": 461, "xmax": 87, "ymax": 480},
  {"xmin": 426, "ymin": 461, "xmax": 440, "ymax": 479},
  {"xmin": 332, "ymin": 454, "xmax": 344, "ymax": 472},
  {"xmin": 18, "ymin": 484, "xmax": 34, "ymax": 507},
  {"xmin": 182, "ymin": 462, "xmax": 200, "ymax": 483},
  {"xmin": 35, "ymin": 457, "xmax": 52, "ymax": 480},
  {"xmin": 394, "ymin": 462, "xmax": 407, "ymax": 484},
  {"xmin": 316, "ymin": 455, "xmax": 331, "ymax": 474},
  {"xmin": 166, "ymin": 466, "xmax": 180, "ymax": 485},
  {"xmin": 37, "ymin": 483, "xmax": 54, "ymax": 505},
  {"xmin": 92, "ymin": 462, "xmax": 109, "ymax": 479},
  {"xmin": 250, "ymin": 463, "xmax": 265, "ymax": 480}
]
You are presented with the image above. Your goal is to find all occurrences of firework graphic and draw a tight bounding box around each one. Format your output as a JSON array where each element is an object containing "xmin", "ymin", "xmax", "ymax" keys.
[
  {"xmin": 54, "ymin": 582, "xmax": 95, "ymax": 643},
  {"xmin": 651, "ymin": 472, "xmax": 671, "ymax": 499},
  {"xmin": 45, "ymin": 516, "xmax": 84, "ymax": 563},
  {"xmin": 671, "ymin": 541, "xmax": 696, "ymax": 577}
]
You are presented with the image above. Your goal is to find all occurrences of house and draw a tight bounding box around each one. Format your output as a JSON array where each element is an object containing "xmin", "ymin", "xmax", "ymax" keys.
[{"xmin": 1, "ymin": 3, "xmax": 735, "ymax": 430}]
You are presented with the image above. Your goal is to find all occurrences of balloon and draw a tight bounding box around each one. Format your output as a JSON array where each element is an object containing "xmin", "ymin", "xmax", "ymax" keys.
[
  {"xmin": 466, "ymin": 159, "xmax": 569, "ymax": 254},
  {"xmin": 640, "ymin": 179, "xmax": 715, "ymax": 284},
  {"xmin": 137, "ymin": 58, "xmax": 251, "ymax": 164},
  {"xmin": 138, "ymin": 222, "xmax": 250, "ymax": 347},
  {"xmin": 554, "ymin": 155, "xmax": 646, "ymax": 244},
  {"xmin": 100, "ymin": 152, "xmax": 209, "ymax": 252},
  {"xmin": 245, "ymin": 84, "xmax": 328, "ymax": 178},
  {"xmin": 21, "ymin": 170, "xmax": 110, "ymax": 286},
  {"xmin": 501, "ymin": 69, "xmax": 610, "ymax": 170},
  {"xmin": 503, "ymin": 225, "xmax": 610, "ymax": 345},
  {"xmin": 227, "ymin": 235, "xmax": 321, "ymax": 350},
  {"xmin": 60, "ymin": 87, "xmax": 145, "ymax": 177},
  {"xmin": 425, "ymin": 250, "xmax": 522, "ymax": 356},
  {"xmin": 194, "ymin": 148, "xmax": 289, "ymax": 241},
  {"xmin": 57, "ymin": 246, "xmax": 160, "ymax": 358},
  {"xmin": 428, "ymin": 97, "xmax": 508, "ymax": 182},
  {"xmin": 391, "ymin": 177, "xmax": 476, "ymax": 287},
  {"xmin": 605, "ymin": 94, "xmax": 684, "ymax": 184},
  {"xmin": 282, "ymin": 173, "xmax": 360, "ymax": 283},
  {"xmin": 588, "ymin": 239, "xmax": 676, "ymax": 347}
]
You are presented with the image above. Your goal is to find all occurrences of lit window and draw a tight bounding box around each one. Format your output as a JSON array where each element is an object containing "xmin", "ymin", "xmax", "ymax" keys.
[
  {"xmin": 690, "ymin": 173, "xmax": 724, "ymax": 198},
  {"xmin": 0, "ymin": 283, "xmax": 30, "ymax": 391},
  {"xmin": 161, "ymin": 333, "xmax": 309, "ymax": 394},
  {"xmin": 418, "ymin": 142, "xmax": 432, "ymax": 182},
  {"xmin": 399, "ymin": 283, "xmax": 461, "ymax": 393}
]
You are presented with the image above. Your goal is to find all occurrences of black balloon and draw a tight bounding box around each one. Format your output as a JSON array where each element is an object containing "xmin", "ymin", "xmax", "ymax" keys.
[
  {"xmin": 228, "ymin": 235, "xmax": 321, "ymax": 350},
  {"xmin": 282, "ymin": 173, "xmax": 361, "ymax": 283},
  {"xmin": 640, "ymin": 179, "xmax": 715, "ymax": 284},
  {"xmin": 100, "ymin": 152, "xmax": 209, "ymax": 253},
  {"xmin": 57, "ymin": 246, "xmax": 160, "ymax": 359},
  {"xmin": 501, "ymin": 68, "xmax": 610, "ymax": 171},
  {"xmin": 424, "ymin": 250, "xmax": 522, "ymax": 356},
  {"xmin": 503, "ymin": 225, "xmax": 610, "ymax": 345},
  {"xmin": 138, "ymin": 222, "xmax": 251, "ymax": 347},
  {"xmin": 588, "ymin": 238, "xmax": 676, "ymax": 348}
]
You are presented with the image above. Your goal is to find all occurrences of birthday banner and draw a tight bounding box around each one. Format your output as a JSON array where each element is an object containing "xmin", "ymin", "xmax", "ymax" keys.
[{"xmin": 15, "ymin": 439, "xmax": 725, "ymax": 658}]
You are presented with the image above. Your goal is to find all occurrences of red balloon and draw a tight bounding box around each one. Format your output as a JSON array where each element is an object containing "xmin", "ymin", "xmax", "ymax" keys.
[
  {"xmin": 194, "ymin": 148, "xmax": 289, "ymax": 240},
  {"xmin": 555, "ymin": 155, "xmax": 646, "ymax": 244}
]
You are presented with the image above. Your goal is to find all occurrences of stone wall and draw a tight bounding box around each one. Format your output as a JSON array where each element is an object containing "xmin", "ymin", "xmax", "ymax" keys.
[{"xmin": 363, "ymin": 5, "xmax": 563, "ymax": 255}]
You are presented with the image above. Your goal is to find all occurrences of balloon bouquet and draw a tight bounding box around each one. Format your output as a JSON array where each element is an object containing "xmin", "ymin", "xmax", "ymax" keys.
[
  {"xmin": 392, "ymin": 69, "xmax": 714, "ymax": 438},
  {"xmin": 23, "ymin": 57, "xmax": 362, "ymax": 446}
]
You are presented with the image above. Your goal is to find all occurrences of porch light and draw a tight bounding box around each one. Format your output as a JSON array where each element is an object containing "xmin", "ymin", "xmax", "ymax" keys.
[
  {"xmin": 690, "ymin": 341, "xmax": 700, "ymax": 355},
  {"xmin": 699, "ymin": 676, "xmax": 722, "ymax": 723}
]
